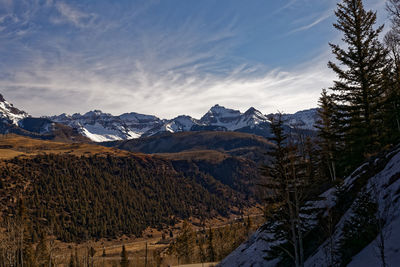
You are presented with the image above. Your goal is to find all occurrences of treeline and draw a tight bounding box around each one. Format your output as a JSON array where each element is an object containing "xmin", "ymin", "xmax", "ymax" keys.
[
  {"xmin": 0, "ymin": 153, "xmax": 253, "ymax": 244},
  {"xmin": 259, "ymin": 1, "xmax": 400, "ymax": 267},
  {"xmin": 167, "ymin": 217, "xmax": 257, "ymax": 265},
  {"xmin": 170, "ymin": 156, "xmax": 260, "ymax": 202}
]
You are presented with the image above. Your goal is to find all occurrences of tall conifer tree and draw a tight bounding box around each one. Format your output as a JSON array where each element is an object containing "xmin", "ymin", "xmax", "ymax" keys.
[
  {"xmin": 327, "ymin": 0, "xmax": 388, "ymax": 170},
  {"xmin": 120, "ymin": 245, "xmax": 129, "ymax": 267},
  {"xmin": 261, "ymin": 114, "xmax": 307, "ymax": 267},
  {"xmin": 384, "ymin": 0, "xmax": 400, "ymax": 142},
  {"xmin": 316, "ymin": 89, "xmax": 340, "ymax": 180}
]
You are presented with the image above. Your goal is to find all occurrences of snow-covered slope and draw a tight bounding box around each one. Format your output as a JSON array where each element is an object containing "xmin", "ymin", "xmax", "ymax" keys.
[
  {"xmin": 0, "ymin": 94, "xmax": 29, "ymax": 125},
  {"xmin": 347, "ymin": 215, "xmax": 400, "ymax": 267},
  {"xmin": 0, "ymin": 94, "xmax": 89, "ymax": 141},
  {"xmin": 49, "ymin": 105, "xmax": 318, "ymax": 142},
  {"xmin": 306, "ymin": 146, "xmax": 400, "ymax": 267},
  {"xmin": 268, "ymin": 108, "xmax": 319, "ymax": 130},
  {"xmin": 199, "ymin": 105, "xmax": 270, "ymax": 131},
  {"xmin": 49, "ymin": 110, "xmax": 164, "ymax": 142},
  {"xmin": 220, "ymin": 145, "xmax": 400, "ymax": 267}
]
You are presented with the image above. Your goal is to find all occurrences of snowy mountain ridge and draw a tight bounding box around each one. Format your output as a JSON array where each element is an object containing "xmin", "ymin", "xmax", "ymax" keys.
[
  {"xmin": 49, "ymin": 105, "xmax": 319, "ymax": 142},
  {"xmin": 0, "ymin": 93, "xmax": 319, "ymax": 142},
  {"xmin": 0, "ymin": 94, "xmax": 29, "ymax": 126}
]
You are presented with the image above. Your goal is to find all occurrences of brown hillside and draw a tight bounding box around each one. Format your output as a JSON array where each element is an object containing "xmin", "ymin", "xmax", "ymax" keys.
[{"xmin": 0, "ymin": 134, "xmax": 134, "ymax": 159}]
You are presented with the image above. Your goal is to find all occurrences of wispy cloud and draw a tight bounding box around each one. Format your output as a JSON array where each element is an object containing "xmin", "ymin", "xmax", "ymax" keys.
[
  {"xmin": 288, "ymin": 9, "xmax": 333, "ymax": 34},
  {"xmin": 0, "ymin": 0, "xmax": 342, "ymax": 119},
  {"xmin": 52, "ymin": 1, "xmax": 97, "ymax": 28},
  {"xmin": 0, "ymin": 46, "xmax": 334, "ymax": 118},
  {"xmin": 273, "ymin": 0, "xmax": 298, "ymax": 15}
]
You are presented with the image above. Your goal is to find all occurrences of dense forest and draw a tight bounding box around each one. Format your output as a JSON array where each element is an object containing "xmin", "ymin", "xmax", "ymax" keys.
[{"xmin": 0, "ymin": 153, "xmax": 256, "ymax": 244}]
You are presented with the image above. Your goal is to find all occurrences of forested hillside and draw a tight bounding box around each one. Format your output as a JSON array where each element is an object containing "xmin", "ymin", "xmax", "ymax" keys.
[
  {"xmin": 0, "ymin": 135, "xmax": 258, "ymax": 245},
  {"xmin": 103, "ymin": 131, "xmax": 273, "ymax": 161}
]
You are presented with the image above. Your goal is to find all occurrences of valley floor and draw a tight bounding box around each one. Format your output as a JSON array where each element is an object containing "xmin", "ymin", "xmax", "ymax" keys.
[{"xmin": 49, "ymin": 212, "xmax": 264, "ymax": 266}]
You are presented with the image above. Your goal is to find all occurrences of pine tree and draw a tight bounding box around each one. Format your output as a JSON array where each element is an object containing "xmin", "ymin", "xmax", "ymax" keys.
[
  {"xmin": 69, "ymin": 254, "xmax": 75, "ymax": 267},
  {"xmin": 383, "ymin": 0, "xmax": 400, "ymax": 143},
  {"xmin": 245, "ymin": 215, "xmax": 252, "ymax": 236},
  {"xmin": 261, "ymin": 114, "xmax": 307, "ymax": 267},
  {"xmin": 316, "ymin": 89, "xmax": 341, "ymax": 180},
  {"xmin": 35, "ymin": 233, "xmax": 49, "ymax": 266},
  {"xmin": 327, "ymin": 0, "xmax": 388, "ymax": 171},
  {"xmin": 74, "ymin": 247, "xmax": 79, "ymax": 267},
  {"xmin": 338, "ymin": 190, "xmax": 378, "ymax": 265},
  {"xmin": 207, "ymin": 227, "xmax": 215, "ymax": 262},
  {"xmin": 171, "ymin": 221, "xmax": 195, "ymax": 264},
  {"xmin": 120, "ymin": 245, "xmax": 129, "ymax": 267}
]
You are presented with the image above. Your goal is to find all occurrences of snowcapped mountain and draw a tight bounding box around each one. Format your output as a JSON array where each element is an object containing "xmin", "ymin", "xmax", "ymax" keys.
[
  {"xmin": 0, "ymin": 94, "xmax": 89, "ymax": 142},
  {"xmin": 49, "ymin": 105, "xmax": 319, "ymax": 142},
  {"xmin": 200, "ymin": 105, "xmax": 270, "ymax": 131},
  {"xmin": 268, "ymin": 108, "xmax": 319, "ymax": 131},
  {"xmin": 0, "ymin": 94, "xmax": 29, "ymax": 125},
  {"xmin": 200, "ymin": 104, "xmax": 242, "ymax": 130},
  {"xmin": 0, "ymin": 92, "xmax": 319, "ymax": 142},
  {"xmin": 49, "ymin": 110, "xmax": 164, "ymax": 142},
  {"xmin": 161, "ymin": 115, "xmax": 199, "ymax": 133}
]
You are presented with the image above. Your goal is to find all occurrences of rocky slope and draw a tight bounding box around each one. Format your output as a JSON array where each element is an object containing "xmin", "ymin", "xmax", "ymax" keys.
[
  {"xmin": 267, "ymin": 108, "xmax": 319, "ymax": 131},
  {"xmin": 50, "ymin": 104, "xmax": 319, "ymax": 142},
  {"xmin": 0, "ymin": 94, "xmax": 90, "ymax": 142},
  {"xmin": 0, "ymin": 94, "xmax": 29, "ymax": 125},
  {"xmin": 220, "ymin": 145, "xmax": 400, "ymax": 267},
  {"xmin": 0, "ymin": 92, "xmax": 319, "ymax": 142}
]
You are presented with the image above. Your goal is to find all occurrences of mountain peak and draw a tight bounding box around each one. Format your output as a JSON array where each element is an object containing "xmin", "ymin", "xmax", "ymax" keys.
[
  {"xmin": 0, "ymin": 93, "xmax": 29, "ymax": 125},
  {"xmin": 208, "ymin": 104, "xmax": 240, "ymax": 116},
  {"xmin": 209, "ymin": 104, "xmax": 227, "ymax": 112},
  {"xmin": 83, "ymin": 110, "xmax": 108, "ymax": 117},
  {"xmin": 244, "ymin": 107, "xmax": 260, "ymax": 115}
]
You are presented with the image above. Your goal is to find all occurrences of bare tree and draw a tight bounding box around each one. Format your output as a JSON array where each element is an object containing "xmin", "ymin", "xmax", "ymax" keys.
[
  {"xmin": 371, "ymin": 183, "xmax": 394, "ymax": 267},
  {"xmin": 1, "ymin": 218, "xmax": 18, "ymax": 267},
  {"xmin": 260, "ymin": 114, "xmax": 311, "ymax": 267},
  {"xmin": 322, "ymin": 208, "xmax": 339, "ymax": 267}
]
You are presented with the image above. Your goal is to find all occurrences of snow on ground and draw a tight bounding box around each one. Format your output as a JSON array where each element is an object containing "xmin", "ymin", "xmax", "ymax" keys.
[
  {"xmin": 219, "ymin": 229, "xmax": 281, "ymax": 267},
  {"xmin": 0, "ymin": 99, "xmax": 29, "ymax": 125},
  {"xmin": 348, "ymin": 215, "xmax": 400, "ymax": 267},
  {"xmin": 305, "ymin": 146, "xmax": 400, "ymax": 267},
  {"xmin": 221, "ymin": 146, "xmax": 400, "ymax": 267},
  {"xmin": 81, "ymin": 127, "xmax": 123, "ymax": 142}
]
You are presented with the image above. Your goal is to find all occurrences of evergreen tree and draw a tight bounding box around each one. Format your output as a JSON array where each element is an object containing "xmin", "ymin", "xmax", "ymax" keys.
[
  {"xmin": 35, "ymin": 233, "xmax": 49, "ymax": 266},
  {"xmin": 74, "ymin": 247, "xmax": 80, "ymax": 267},
  {"xmin": 245, "ymin": 215, "xmax": 252, "ymax": 236},
  {"xmin": 171, "ymin": 221, "xmax": 195, "ymax": 264},
  {"xmin": 316, "ymin": 89, "xmax": 340, "ymax": 180},
  {"xmin": 338, "ymin": 190, "xmax": 378, "ymax": 266},
  {"xmin": 261, "ymin": 114, "xmax": 307, "ymax": 267},
  {"xmin": 120, "ymin": 245, "xmax": 129, "ymax": 267},
  {"xmin": 327, "ymin": 0, "xmax": 388, "ymax": 172},
  {"xmin": 383, "ymin": 0, "xmax": 400, "ymax": 143},
  {"xmin": 198, "ymin": 234, "xmax": 207, "ymax": 264},
  {"xmin": 207, "ymin": 227, "xmax": 215, "ymax": 262},
  {"xmin": 69, "ymin": 254, "xmax": 75, "ymax": 267}
]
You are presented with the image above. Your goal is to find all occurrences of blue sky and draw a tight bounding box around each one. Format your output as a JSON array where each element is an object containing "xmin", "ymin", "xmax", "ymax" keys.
[{"xmin": 0, "ymin": 0, "xmax": 387, "ymax": 118}]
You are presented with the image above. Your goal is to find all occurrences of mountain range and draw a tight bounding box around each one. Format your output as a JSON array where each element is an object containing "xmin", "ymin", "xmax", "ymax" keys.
[{"xmin": 0, "ymin": 93, "xmax": 319, "ymax": 142}]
